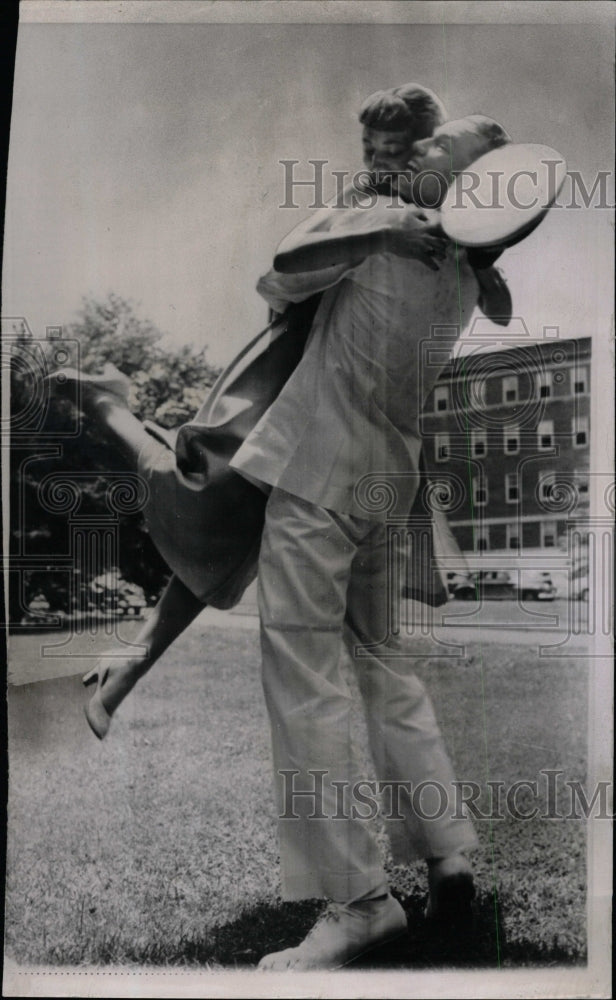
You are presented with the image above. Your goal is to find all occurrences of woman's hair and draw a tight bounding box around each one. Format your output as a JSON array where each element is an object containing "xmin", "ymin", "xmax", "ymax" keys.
[
  {"xmin": 359, "ymin": 84, "xmax": 447, "ymax": 142},
  {"xmin": 466, "ymin": 114, "xmax": 512, "ymax": 151}
]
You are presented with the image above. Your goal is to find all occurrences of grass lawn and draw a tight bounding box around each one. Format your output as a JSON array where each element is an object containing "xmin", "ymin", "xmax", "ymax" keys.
[{"xmin": 6, "ymin": 624, "xmax": 588, "ymax": 969}]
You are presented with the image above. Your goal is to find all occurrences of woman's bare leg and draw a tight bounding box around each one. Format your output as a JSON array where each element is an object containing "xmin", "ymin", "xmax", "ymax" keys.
[
  {"xmin": 85, "ymin": 573, "xmax": 206, "ymax": 738},
  {"xmin": 83, "ymin": 392, "xmax": 152, "ymax": 469},
  {"xmin": 46, "ymin": 373, "xmax": 211, "ymax": 736},
  {"xmin": 47, "ymin": 367, "xmax": 152, "ymax": 469},
  {"xmin": 125, "ymin": 572, "xmax": 206, "ymax": 674},
  {"xmin": 80, "ymin": 393, "xmax": 208, "ymax": 698}
]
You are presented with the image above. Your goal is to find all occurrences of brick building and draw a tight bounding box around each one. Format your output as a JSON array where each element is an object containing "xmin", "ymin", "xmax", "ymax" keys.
[{"xmin": 421, "ymin": 337, "xmax": 591, "ymax": 556}]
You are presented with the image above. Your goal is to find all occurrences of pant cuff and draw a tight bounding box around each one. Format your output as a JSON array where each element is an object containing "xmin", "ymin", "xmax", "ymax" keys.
[{"xmin": 281, "ymin": 866, "xmax": 388, "ymax": 903}]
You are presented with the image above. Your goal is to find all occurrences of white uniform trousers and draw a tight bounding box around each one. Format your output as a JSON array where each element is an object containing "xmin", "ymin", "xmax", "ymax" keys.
[{"xmin": 258, "ymin": 487, "xmax": 478, "ymax": 902}]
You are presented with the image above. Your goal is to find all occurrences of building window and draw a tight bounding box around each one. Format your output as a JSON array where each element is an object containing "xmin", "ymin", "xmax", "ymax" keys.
[
  {"xmin": 571, "ymin": 366, "xmax": 588, "ymax": 395},
  {"xmin": 463, "ymin": 376, "xmax": 486, "ymax": 411},
  {"xmin": 473, "ymin": 474, "xmax": 488, "ymax": 507},
  {"xmin": 475, "ymin": 525, "xmax": 490, "ymax": 552},
  {"xmin": 435, "ymin": 432, "xmax": 450, "ymax": 462},
  {"xmin": 541, "ymin": 521, "xmax": 557, "ymax": 548},
  {"xmin": 503, "ymin": 424, "xmax": 520, "ymax": 455},
  {"xmin": 506, "ymin": 472, "xmax": 519, "ymax": 504},
  {"xmin": 538, "ymin": 471, "xmax": 556, "ymax": 506},
  {"xmin": 572, "ymin": 415, "xmax": 589, "ymax": 448},
  {"xmin": 502, "ymin": 375, "xmax": 518, "ymax": 404},
  {"xmin": 537, "ymin": 419, "xmax": 554, "ymax": 451},
  {"xmin": 506, "ymin": 523, "xmax": 520, "ymax": 550},
  {"xmin": 471, "ymin": 429, "xmax": 487, "ymax": 458},
  {"xmin": 434, "ymin": 386, "xmax": 449, "ymax": 412},
  {"xmin": 536, "ymin": 371, "xmax": 552, "ymax": 399}
]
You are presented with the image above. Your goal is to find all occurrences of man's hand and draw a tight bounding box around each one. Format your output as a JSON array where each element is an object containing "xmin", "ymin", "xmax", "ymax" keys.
[{"xmin": 387, "ymin": 207, "xmax": 448, "ymax": 271}]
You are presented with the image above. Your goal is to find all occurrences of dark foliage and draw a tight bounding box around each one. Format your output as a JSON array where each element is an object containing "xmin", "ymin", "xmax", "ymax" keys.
[{"xmin": 9, "ymin": 296, "xmax": 220, "ymax": 620}]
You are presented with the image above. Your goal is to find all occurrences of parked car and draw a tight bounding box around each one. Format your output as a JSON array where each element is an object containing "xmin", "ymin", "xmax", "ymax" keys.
[
  {"xmin": 570, "ymin": 581, "xmax": 589, "ymax": 601},
  {"xmin": 117, "ymin": 584, "xmax": 147, "ymax": 618},
  {"xmin": 89, "ymin": 571, "xmax": 146, "ymax": 618},
  {"xmin": 452, "ymin": 570, "xmax": 516, "ymax": 600},
  {"xmin": 569, "ymin": 561, "xmax": 589, "ymax": 601},
  {"xmin": 517, "ymin": 570, "xmax": 558, "ymax": 601},
  {"xmin": 445, "ymin": 572, "xmax": 471, "ymax": 598},
  {"xmin": 21, "ymin": 594, "xmax": 66, "ymax": 628}
]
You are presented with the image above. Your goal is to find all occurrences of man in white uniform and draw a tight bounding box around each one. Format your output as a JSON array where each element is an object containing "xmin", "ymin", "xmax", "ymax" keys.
[{"xmin": 232, "ymin": 115, "xmax": 511, "ymax": 971}]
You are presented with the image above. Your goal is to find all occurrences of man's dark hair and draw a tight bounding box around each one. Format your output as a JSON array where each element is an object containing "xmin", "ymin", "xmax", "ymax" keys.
[
  {"xmin": 466, "ymin": 114, "xmax": 512, "ymax": 152},
  {"xmin": 359, "ymin": 83, "xmax": 447, "ymax": 143}
]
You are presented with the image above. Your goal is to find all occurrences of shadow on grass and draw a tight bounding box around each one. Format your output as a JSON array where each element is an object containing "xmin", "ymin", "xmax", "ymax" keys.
[{"xmin": 169, "ymin": 891, "xmax": 586, "ymax": 970}]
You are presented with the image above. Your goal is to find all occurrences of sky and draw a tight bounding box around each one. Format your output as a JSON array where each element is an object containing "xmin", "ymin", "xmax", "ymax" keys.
[{"xmin": 3, "ymin": 14, "xmax": 614, "ymax": 367}]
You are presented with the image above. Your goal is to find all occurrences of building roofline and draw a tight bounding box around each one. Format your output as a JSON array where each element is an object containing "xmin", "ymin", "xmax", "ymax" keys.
[{"xmin": 441, "ymin": 336, "xmax": 592, "ymax": 382}]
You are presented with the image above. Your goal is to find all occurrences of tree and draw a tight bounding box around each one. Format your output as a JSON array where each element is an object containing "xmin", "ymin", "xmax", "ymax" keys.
[{"xmin": 9, "ymin": 296, "xmax": 221, "ymax": 623}]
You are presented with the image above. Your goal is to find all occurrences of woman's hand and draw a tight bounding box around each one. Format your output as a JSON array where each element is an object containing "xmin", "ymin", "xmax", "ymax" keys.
[
  {"xmin": 273, "ymin": 200, "xmax": 449, "ymax": 274},
  {"xmin": 386, "ymin": 207, "xmax": 449, "ymax": 271}
]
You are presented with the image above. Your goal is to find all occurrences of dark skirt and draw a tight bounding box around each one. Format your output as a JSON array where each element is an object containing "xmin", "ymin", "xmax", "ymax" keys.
[
  {"xmin": 136, "ymin": 297, "xmax": 320, "ymax": 607},
  {"xmin": 138, "ymin": 435, "xmax": 266, "ymax": 607},
  {"xmin": 136, "ymin": 295, "xmax": 453, "ymax": 610}
]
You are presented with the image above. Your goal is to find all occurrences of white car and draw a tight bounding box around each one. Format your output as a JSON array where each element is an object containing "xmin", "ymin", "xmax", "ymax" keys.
[
  {"xmin": 569, "ymin": 562, "xmax": 589, "ymax": 601},
  {"xmin": 517, "ymin": 570, "xmax": 558, "ymax": 601}
]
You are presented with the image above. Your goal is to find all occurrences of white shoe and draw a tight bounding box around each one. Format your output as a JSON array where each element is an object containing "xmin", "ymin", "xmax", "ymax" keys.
[{"xmin": 257, "ymin": 893, "xmax": 407, "ymax": 971}]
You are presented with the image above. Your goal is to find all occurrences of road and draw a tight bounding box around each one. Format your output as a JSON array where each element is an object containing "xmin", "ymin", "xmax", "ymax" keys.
[{"xmin": 9, "ymin": 593, "xmax": 595, "ymax": 687}]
